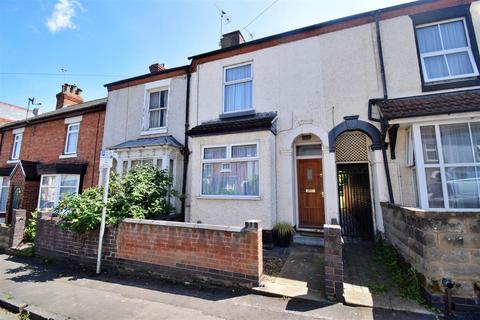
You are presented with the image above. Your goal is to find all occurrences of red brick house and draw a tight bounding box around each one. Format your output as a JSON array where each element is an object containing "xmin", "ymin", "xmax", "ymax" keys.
[{"xmin": 0, "ymin": 84, "xmax": 106, "ymax": 223}]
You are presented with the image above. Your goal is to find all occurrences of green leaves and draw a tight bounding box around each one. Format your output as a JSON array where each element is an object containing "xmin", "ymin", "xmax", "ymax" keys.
[{"xmin": 56, "ymin": 164, "xmax": 179, "ymax": 233}]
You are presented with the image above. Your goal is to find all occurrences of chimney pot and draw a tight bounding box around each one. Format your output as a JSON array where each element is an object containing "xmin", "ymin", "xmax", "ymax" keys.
[
  {"xmin": 56, "ymin": 83, "xmax": 84, "ymax": 109},
  {"xmin": 220, "ymin": 31, "xmax": 245, "ymax": 49},
  {"xmin": 149, "ymin": 63, "xmax": 166, "ymax": 73}
]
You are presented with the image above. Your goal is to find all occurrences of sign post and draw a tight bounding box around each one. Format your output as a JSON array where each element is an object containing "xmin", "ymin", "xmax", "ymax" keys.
[{"xmin": 96, "ymin": 150, "xmax": 114, "ymax": 274}]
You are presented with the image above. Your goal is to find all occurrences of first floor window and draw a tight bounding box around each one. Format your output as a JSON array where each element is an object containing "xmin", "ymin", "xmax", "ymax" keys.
[
  {"xmin": 38, "ymin": 174, "xmax": 80, "ymax": 210},
  {"xmin": 147, "ymin": 90, "xmax": 168, "ymax": 129},
  {"xmin": 201, "ymin": 143, "xmax": 259, "ymax": 196},
  {"xmin": 64, "ymin": 123, "xmax": 80, "ymax": 154},
  {"xmin": 11, "ymin": 133, "xmax": 22, "ymax": 160},
  {"xmin": 417, "ymin": 121, "xmax": 480, "ymax": 209},
  {"xmin": 224, "ymin": 64, "xmax": 253, "ymax": 113},
  {"xmin": 0, "ymin": 177, "xmax": 9, "ymax": 212}
]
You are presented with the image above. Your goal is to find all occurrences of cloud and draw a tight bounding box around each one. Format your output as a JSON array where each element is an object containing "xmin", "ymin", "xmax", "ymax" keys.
[{"xmin": 45, "ymin": 0, "xmax": 82, "ymax": 33}]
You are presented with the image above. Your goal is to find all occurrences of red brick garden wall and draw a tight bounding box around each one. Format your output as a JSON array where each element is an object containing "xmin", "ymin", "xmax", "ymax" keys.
[{"xmin": 35, "ymin": 216, "xmax": 263, "ymax": 288}]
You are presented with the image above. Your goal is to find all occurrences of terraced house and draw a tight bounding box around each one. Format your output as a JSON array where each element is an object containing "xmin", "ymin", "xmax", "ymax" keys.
[
  {"xmin": 183, "ymin": 0, "xmax": 480, "ymax": 308},
  {"xmin": 0, "ymin": 84, "xmax": 106, "ymax": 224}
]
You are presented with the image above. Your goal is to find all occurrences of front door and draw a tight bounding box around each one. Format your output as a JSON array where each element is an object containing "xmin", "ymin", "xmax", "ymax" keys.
[{"xmin": 297, "ymin": 159, "xmax": 325, "ymax": 229}]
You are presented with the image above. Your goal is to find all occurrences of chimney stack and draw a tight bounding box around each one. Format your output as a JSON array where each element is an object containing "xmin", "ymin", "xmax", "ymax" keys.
[
  {"xmin": 56, "ymin": 83, "xmax": 83, "ymax": 109},
  {"xmin": 149, "ymin": 63, "xmax": 166, "ymax": 73},
  {"xmin": 220, "ymin": 31, "xmax": 245, "ymax": 49}
]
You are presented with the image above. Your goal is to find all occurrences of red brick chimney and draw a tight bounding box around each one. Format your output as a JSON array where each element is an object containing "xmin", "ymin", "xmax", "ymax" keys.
[
  {"xmin": 149, "ymin": 63, "xmax": 166, "ymax": 73},
  {"xmin": 56, "ymin": 83, "xmax": 83, "ymax": 109}
]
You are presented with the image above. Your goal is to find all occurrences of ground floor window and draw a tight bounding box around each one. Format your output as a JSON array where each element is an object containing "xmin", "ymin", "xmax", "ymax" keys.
[
  {"xmin": 0, "ymin": 177, "xmax": 9, "ymax": 212},
  {"xmin": 201, "ymin": 143, "xmax": 259, "ymax": 196},
  {"xmin": 413, "ymin": 121, "xmax": 480, "ymax": 209},
  {"xmin": 120, "ymin": 158, "xmax": 162, "ymax": 175},
  {"xmin": 38, "ymin": 174, "xmax": 80, "ymax": 210}
]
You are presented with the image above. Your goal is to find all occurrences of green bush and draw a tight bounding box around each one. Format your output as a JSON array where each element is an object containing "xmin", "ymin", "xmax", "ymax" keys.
[
  {"xmin": 24, "ymin": 210, "xmax": 38, "ymax": 242},
  {"xmin": 56, "ymin": 164, "xmax": 179, "ymax": 233}
]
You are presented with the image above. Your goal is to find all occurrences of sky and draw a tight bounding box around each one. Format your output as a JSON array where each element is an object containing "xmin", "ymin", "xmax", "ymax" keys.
[{"xmin": 0, "ymin": 0, "xmax": 414, "ymax": 112}]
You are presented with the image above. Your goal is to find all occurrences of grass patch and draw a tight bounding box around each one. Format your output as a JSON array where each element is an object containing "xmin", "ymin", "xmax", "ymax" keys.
[{"xmin": 374, "ymin": 241, "xmax": 428, "ymax": 307}]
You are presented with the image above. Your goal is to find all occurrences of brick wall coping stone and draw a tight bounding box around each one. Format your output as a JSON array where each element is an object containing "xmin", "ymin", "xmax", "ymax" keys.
[
  {"xmin": 122, "ymin": 218, "xmax": 248, "ymax": 232},
  {"xmin": 323, "ymin": 224, "xmax": 342, "ymax": 230},
  {"xmin": 381, "ymin": 202, "xmax": 480, "ymax": 219}
]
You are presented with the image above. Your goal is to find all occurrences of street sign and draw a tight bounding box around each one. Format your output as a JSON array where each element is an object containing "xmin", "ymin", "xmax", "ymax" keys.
[{"xmin": 100, "ymin": 150, "xmax": 114, "ymax": 169}]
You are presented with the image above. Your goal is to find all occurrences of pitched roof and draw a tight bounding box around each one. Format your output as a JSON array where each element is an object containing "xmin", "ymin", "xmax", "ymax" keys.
[
  {"xmin": 109, "ymin": 136, "xmax": 184, "ymax": 150},
  {"xmin": 0, "ymin": 98, "xmax": 107, "ymax": 131},
  {"xmin": 188, "ymin": 112, "xmax": 277, "ymax": 137},
  {"xmin": 375, "ymin": 89, "xmax": 480, "ymax": 120}
]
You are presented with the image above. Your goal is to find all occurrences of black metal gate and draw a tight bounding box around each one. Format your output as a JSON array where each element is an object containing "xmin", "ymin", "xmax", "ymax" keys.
[{"xmin": 337, "ymin": 163, "xmax": 373, "ymax": 239}]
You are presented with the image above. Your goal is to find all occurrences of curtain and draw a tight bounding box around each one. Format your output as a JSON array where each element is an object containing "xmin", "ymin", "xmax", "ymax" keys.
[
  {"xmin": 445, "ymin": 167, "xmax": 480, "ymax": 208},
  {"xmin": 66, "ymin": 130, "xmax": 78, "ymax": 153},
  {"xmin": 424, "ymin": 56, "xmax": 449, "ymax": 79},
  {"xmin": 417, "ymin": 25, "xmax": 442, "ymax": 53},
  {"xmin": 425, "ymin": 168, "xmax": 444, "ymax": 208},
  {"xmin": 447, "ymin": 52, "xmax": 474, "ymax": 76},
  {"xmin": 202, "ymin": 161, "xmax": 259, "ymax": 196},
  {"xmin": 471, "ymin": 122, "xmax": 480, "ymax": 162},
  {"xmin": 232, "ymin": 144, "xmax": 257, "ymax": 158},
  {"xmin": 204, "ymin": 147, "xmax": 226, "ymax": 159},
  {"xmin": 440, "ymin": 21, "xmax": 467, "ymax": 49},
  {"xmin": 440, "ymin": 123, "xmax": 473, "ymax": 163},
  {"xmin": 224, "ymin": 64, "xmax": 252, "ymax": 112}
]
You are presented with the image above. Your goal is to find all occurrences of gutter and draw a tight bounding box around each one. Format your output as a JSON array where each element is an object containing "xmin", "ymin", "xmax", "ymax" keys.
[
  {"xmin": 181, "ymin": 70, "xmax": 191, "ymax": 217},
  {"xmin": 374, "ymin": 10, "xmax": 395, "ymax": 204}
]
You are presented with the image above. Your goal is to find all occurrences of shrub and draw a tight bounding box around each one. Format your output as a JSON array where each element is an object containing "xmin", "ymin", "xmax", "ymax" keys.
[
  {"xmin": 24, "ymin": 210, "xmax": 38, "ymax": 242},
  {"xmin": 57, "ymin": 164, "xmax": 179, "ymax": 233}
]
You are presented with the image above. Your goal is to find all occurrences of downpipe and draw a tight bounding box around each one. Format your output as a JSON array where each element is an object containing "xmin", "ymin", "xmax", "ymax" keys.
[{"xmin": 442, "ymin": 278, "xmax": 455, "ymax": 318}]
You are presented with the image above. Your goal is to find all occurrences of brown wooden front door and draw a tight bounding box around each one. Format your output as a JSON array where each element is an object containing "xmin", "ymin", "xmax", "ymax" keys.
[{"xmin": 297, "ymin": 159, "xmax": 325, "ymax": 229}]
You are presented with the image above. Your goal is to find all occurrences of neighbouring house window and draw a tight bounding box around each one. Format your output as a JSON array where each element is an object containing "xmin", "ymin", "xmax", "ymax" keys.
[
  {"xmin": 0, "ymin": 177, "xmax": 10, "ymax": 212},
  {"xmin": 416, "ymin": 18, "xmax": 479, "ymax": 82},
  {"xmin": 201, "ymin": 143, "xmax": 259, "ymax": 196},
  {"xmin": 11, "ymin": 133, "xmax": 22, "ymax": 160},
  {"xmin": 64, "ymin": 123, "xmax": 80, "ymax": 154},
  {"xmin": 38, "ymin": 174, "xmax": 80, "ymax": 210},
  {"xmin": 148, "ymin": 90, "xmax": 168, "ymax": 129},
  {"xmin": 418, "ymin": 121, "xmax": 480, "ymax": 209},
  {"xmin": 224, "ymin": 63, "xmax": 253, "ymax": 113},
  {"xmin": 120, "ymin": 158, "xmax": 161, "ymax": 175}
]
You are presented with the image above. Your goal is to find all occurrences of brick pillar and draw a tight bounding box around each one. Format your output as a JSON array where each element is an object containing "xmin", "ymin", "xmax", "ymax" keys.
[
  {"xmin": 245, "ymin": 220, "xmax": 263, "ymax": 285},
  {"xmin": 9, "ymin": 209, "xmax": 27, "ymax": 248},
  {"xmin": 324, "ymin": 223, "xmax": 344, "ymax": 301}
]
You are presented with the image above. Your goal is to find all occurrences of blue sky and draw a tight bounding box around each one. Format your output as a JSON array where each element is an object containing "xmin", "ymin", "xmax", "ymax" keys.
[{"xmin": 0, "ymin": 0, "xmax": 413, "ymax": 112}]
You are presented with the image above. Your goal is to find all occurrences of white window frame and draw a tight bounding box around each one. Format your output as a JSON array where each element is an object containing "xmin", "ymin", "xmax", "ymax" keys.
[
  {"xmin": 416, "ymin": 17, "xmax": 479, "ymax": 83},
  {"xmin": 64, "ymin": 123, "xmax": 80, "ymax": 155},
  {"xmin": 0, "ymin": 176, "xmax": 10, "ymax": 213},
  {"xmin": 223, "ymin": 62, "xmax": 254, "ymax": 114},
  {"xmin": 405, "ymin": 128, "xmax": 415, "ymax": 167},
  {"xmin": 37, "ymin": 174, "xmax": 81, "ymax": 211},
  {"xmin": 200, "ymin": 142, "xmax": 260, "ymax": 199},
  {"xmin": 11, "ymin": 133, "xmax": 22, "ymax": 160},
  {"xmin": 145, "ymin": 88, "xmax": 169, "ymax": 131},
  {"xmin": 412, "ymin": 120, "xmax": 480, "ymax": 211}
]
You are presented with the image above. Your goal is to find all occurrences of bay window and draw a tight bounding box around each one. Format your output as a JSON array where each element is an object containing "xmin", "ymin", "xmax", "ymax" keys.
[
  {"xmin": 415, "ymin": 121, "xmax": 480, "ymax": 209},
  {"xmin": 224, "ymin": 63, "xmax": 253, "ymax": 113},
  {"xmin": 38, "ymin": 174, "xmax": 80, "ymax": 210},
  {"xmin": 0, "ymin": 177, "xmax": 10, "ymax": 212},
  {"xmin": 416, "ymin": 18, "xmax": 479, "ymax": 82},
  {"xmin": 201, "ymin": 143, "xmax": 259, "ymax": 197}
]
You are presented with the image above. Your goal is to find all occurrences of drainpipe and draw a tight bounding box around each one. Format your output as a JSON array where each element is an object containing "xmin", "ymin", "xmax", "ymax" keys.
[
  {"xmin": 181, "ymin": 68, "xmax": 191, "ymax": 218},
  {"xmin": 375, "ymin": 10, "xmax": 394, "ymax": 204}
]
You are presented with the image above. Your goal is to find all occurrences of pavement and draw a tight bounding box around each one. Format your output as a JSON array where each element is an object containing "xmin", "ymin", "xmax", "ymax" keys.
[
  {"xmin": 343, "ymin": 241, "xmax": 432, "ymax": 315},
  {"xmin": 0, "ymin": 253, "xmax": 436, "ymax": 320}
]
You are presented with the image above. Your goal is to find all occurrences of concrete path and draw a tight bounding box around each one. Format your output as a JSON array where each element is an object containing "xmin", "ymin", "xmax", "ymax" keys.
[
  {"xmin": 343, "ymin": 241, "xmax": 432, "ymax": 315},
  {"xmin": 0, "ymin": 254, "xmax": 435, "ymax": 320},
  {"xmin": 254, "ymin": 245, "xmax": 325, "ymax": 302}
]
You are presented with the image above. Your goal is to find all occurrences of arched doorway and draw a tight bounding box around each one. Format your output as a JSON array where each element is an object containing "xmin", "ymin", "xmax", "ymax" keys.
[{"xmin": 293, "ymin": 134, "xmax": 325, "ymax": 230}]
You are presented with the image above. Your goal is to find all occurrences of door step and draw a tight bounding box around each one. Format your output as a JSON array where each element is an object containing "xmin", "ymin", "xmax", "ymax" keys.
[{"xmin": 293, "ymin": 233, "xmax": 324, "ymax": 247}]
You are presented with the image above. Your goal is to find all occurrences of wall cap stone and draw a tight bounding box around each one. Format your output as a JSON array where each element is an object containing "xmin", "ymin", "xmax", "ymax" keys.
[
  {"xmin": 380, "ymin": 202, "xmax": 480, "ymax": 219},
  {"xmin": 122, "ymin": 218, "xmax": 246, "ymax": 233},
  {"xmin": 324, "ymin": 224, "xmax": 341, "ymax": 230}
]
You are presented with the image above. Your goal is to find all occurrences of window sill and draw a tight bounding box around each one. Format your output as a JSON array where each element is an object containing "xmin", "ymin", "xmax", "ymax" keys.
[
  {"xmin": 422, "ymin": 76, "xmax": 480, "ymax": 92},
  {"xmin": 59, "ymin": 154, "xmax": 77, "ymax": 159},
  {"xmin": 6, "ymin": 160, "xmax": 19, "ymax": 164},
  {"xmin": 141, "ymin": 128, "xmax": 167, "ymax": 136},
  {"xmin": 219, "ymin": 109, "xmax": 255, "ymax": 119},
  {"xmin": 196, "ymin": 195, "xmax": 261, "ymax": 201}
]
